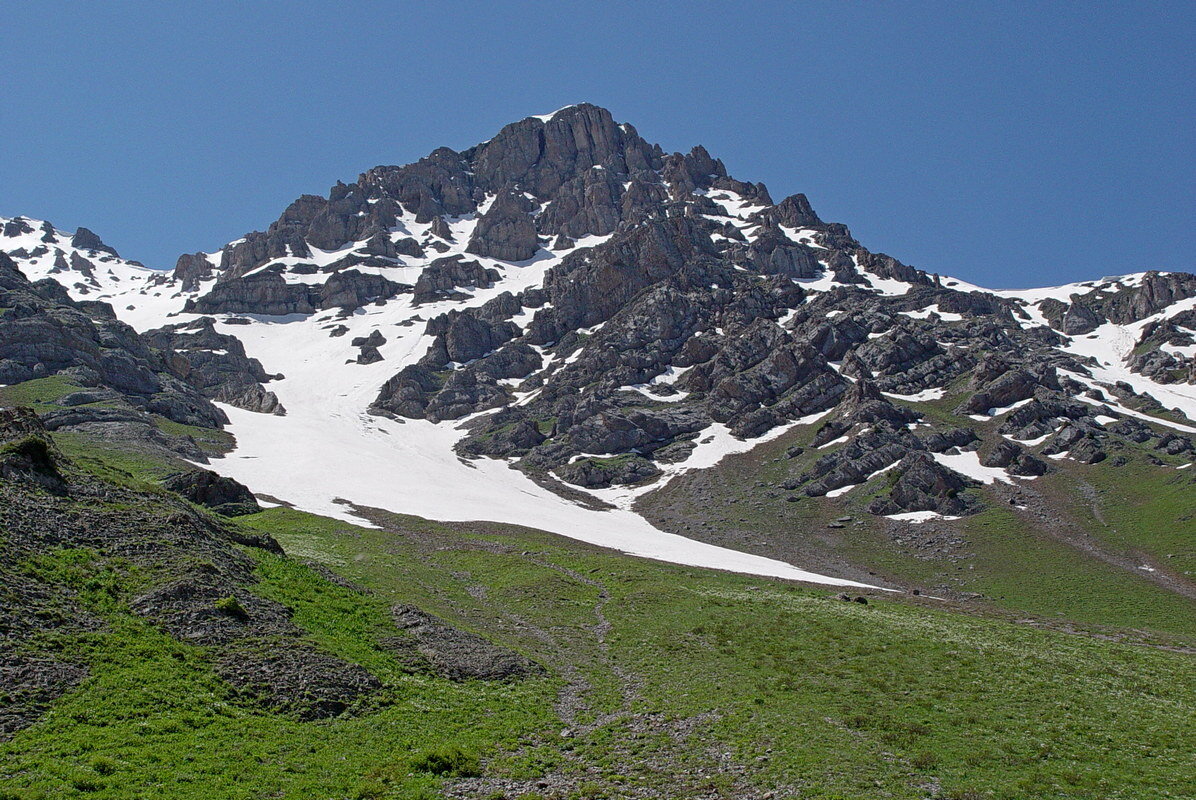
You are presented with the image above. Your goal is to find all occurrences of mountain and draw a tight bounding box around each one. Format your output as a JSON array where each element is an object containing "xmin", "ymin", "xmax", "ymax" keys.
[
  {"xmin": 2, "ymin": 103, "xmax": 1195, "ymax": 799},
  {"xmin": 2, "ymin": 102, "xmax": 1194, "ymax": 591}
]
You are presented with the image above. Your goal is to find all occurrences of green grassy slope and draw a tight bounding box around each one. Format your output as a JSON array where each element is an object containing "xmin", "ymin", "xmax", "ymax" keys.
[{"xmin": 1, "ymin": 398, "xmax": 1193, "ymax": 799}]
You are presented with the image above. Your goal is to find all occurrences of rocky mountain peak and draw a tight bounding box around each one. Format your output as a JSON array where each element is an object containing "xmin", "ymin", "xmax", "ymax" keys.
[
  {"xmin": 470, "ymin": 103, "xmax": 661, "ymax": 197},
  {"xmin": 5, "ymin": 107, "xmax": 1194, "ymax": 539}
]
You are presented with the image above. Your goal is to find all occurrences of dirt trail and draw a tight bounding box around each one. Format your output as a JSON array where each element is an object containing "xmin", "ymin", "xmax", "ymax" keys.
[
  {"xmin": 438, "ymin": 545, "xmax": 775, "ymax": 799},
  {"xmin": 525, "ymin": 556, "xmax": 643, "ymax": 733}
]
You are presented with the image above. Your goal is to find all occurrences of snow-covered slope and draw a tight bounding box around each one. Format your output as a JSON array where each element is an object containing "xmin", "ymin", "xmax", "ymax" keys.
[{"xmin": 0, "ymin": 215, "xmax": 201, "ymax": 328}]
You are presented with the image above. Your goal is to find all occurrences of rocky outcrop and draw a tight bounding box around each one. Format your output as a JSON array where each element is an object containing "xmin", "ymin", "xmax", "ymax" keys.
[
  {"xmin": 956, "ymin": 363, "xmax": 1059, "ymax": 416},
  {"xmin": 70, "ymin": 227, "xmax": 118, "ymax": 256},
  {"xmin": 0, "ymin": 252, "xmax": 226, "ymax": 430},
  {"xmin": 795, "ymin": 423, "xmax": 918, "ymax": 498},
  {"xmin": 732, "ymin": 224, "xmax": 820, "ymax": 279},
  {"xmin": 1039, "ymin": 273, "xmax": 1196, "ymax": 336},
  {"xmin": 868, "ymin": 452, "xmax": 979, "ymax": 517},
  {"xmin": 143, "ymin": 317, "xmax": 285, "ymax": 415},
  {"xmin": 981, "ymin": 440, "xmax": 1049, "ymax": 476},
  {"xmin": 174, "ymin": 252, "xmax": 215, "ymax": 291},
  {"xmin": 370, "ymin": 365, "xmax": 445, "ymax": 419},
  {"xmin": 811, "ymin": 379, "xmax": 921, "ymax": 447},
  {"xmin": 555, "ymin": 454, "xmax": 661, "ymax": 489},
  {"xmin": 319, "ymin": 269, "xmax": 407, "ymax": 310},
  {"xmin": 420, "ymin": 309, "xmax": 520, "ymax": 367},
  {"xmin": 997, "ymin": 389, "xmax": 1108, "ymax": 441},
  {"xmin": 412, "ymin": 256, "xmax": 500, "ymax": 305},
  {"xmin": 686, "ymin": 322, "xmax": 845, "ymax": 435},
  {"xmin": 749, "ymin": 193, "xmax": 822, "ymax": 229},
  {"xmin": 537, "ymin": 217, "xmax": 722, "ymax": 335},
  {"xmin": 456, "ymin": 413, "xmax": 546, "ymax": 458},
  {"xmin": 350, "ymin": 330, "xmax": 387, "ymax": 365},
  {"xmin": 186, "ymin": 270, "xmax": 316, "ymax": 316},
  {"xmin": 1040, "ymin": 297, "xmax": 1103, "ymax": 335},
  {"xmin": 465, "ymin": 190, "xmax": 540, "ymax": 262},
  {"xmin": 470, "ymin": 104, "xmax": 659, "ymax": 200},
  {"xmin": 162, "ymin": 469, "xmax": 262, "ymax": 516}
]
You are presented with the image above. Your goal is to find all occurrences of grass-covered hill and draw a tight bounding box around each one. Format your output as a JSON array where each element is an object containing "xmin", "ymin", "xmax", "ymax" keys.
[{"xmin": 0, "ymin": 400, "xmax": 1192, "ymax": 800}]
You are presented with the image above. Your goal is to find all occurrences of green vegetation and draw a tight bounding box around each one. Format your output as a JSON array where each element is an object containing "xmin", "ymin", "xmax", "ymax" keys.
[
  {"xmin": 51, "ymin": 432, "xmax": 181, "ymax": 486},
  {"xmin": 150, "ymin": 415, "xmax": 235, "ymax": 456},
  {"xmin": 1076, "ymin": 459, "xmax": 1196, "ymax": 574},
  {"xmin": 584, "ymin": 453, "xmax": 640, "ymax": 471},
  {"xmin": 212, "ymin": 595, "xmax": 247, "ymax": 619},
  {"xmin": 1, "ymin": 412, "xmax": 1193, "ymax": 798},
  {"xmin": 233, "ymin": 506, "xmax": 1196, "ymax": 799},
  {"xmin": 0, "ymin": 540, "xmax": 554, "ymax": 800},
  {"xmin": 0, "ymin": 375, "xmax": 82, "ymax": 411}
]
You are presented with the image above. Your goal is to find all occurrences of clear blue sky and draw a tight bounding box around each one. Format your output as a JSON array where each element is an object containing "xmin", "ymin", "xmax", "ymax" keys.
[{"xmin": 3, "ymin": 1, "xmax": 1192, "ymax": 288}]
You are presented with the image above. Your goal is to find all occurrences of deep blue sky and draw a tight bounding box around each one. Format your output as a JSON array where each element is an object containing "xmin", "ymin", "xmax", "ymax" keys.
[{"xmin": 3, "ymin": 1, "xmax": 1192, "ymax": 288}]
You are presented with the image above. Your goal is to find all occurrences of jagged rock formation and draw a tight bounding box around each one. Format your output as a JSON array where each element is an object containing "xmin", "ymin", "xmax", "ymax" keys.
[
  {"xmin": 412, "ymin": 256, "xmax": 500, "ymax": 304},
  {"xmin": 867, "ymin": 451, "xmax": 980, "ymax": 517},
  {"xmin": 183, "ymin": 268, "xmax": 408, "ymax": 316},
  {"xmin": 5, "ymin": 104, "xmax": 1195, "ymax": 528},
  {"xmin": 466, "ymin": 190, "xmax": 540, "ymax": 261},
  {"xmin": 161, "ymin": 469, "xmax": 262, "ymax": 516},
  {"xmin": 142, "ymin": 317, "xmax": 285, "ymax": 414},
  {"xmin": 0, "ymin": 251, "xmax": 225, "ymax": 437}
]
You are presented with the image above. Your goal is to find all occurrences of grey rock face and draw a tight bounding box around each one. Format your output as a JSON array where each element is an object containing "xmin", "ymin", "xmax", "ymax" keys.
[
  {"xmin": 412, "ymin": 256, "xmax": 500, "ymax": 305},
  {"xmin": 465, "ymin": 190, "xmax": 540, "ymax": 262},
  {"xmin": 429, "ymin": 215, "xmax": 454, "ymax": 240},
  {"xmin": 471, "ymin": 104, "xmax": 659, "ymax": 199},
  {"xmin": 868, "ymin": 451, "xmax": 979, "ymax": 517},
  {"xmin": 981, "ymin": 440, "xmax": 1049, "ymax": 476},
  {"xmin": 732, "ymin": 225, "xmax": 820, "ymax": 279},
  {"xmin": 355, "ymin": 346, "xmax": 384, "ymax": 365},
  {"xmin": 2, "ymin": 218, "xmax": 35, "ymax": 238},
  {"xmin": 370, "ymin": 365, "xmax": 442, "ymax": 419},
  {"xmin": 457, "ymin": 414, "xmax": 546, "ymax": 458},
  {"xmin": 1057, "ymin": 300, "xmax": 1103, "ymax": 335},
  {"xmin": 422, "ymin": 309, "xmax": 519, "ymax": 365},
  {"xmin": 956, "ymin": 365, "xmax": 1058, "ymax": 416},
  {"xmin": 319, "ymin": 269, "xmax": 406, "ymax": 310},
  {"xmin": 756, "ymin": 193, "xmax": 822, "ymax": 228},
  {"xmin": 555, "ymin": 454, "xmax": 661, "ymax": 489},
  {"xmin": 0, "ymin": 252, "xmax": 226, "ymax": 430},
  {"xmin": 186, "ymin": 270, "xmax": 316, "ymax": 316},
  {"xmin": 174, "ymin": 252, "xmax": 215, "ymax": 292}
]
